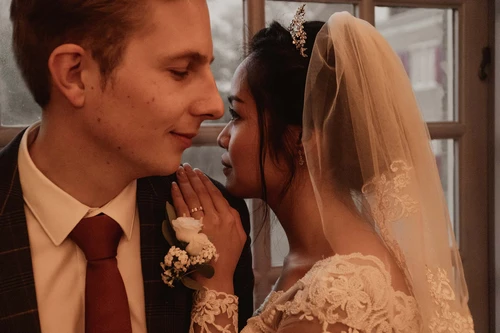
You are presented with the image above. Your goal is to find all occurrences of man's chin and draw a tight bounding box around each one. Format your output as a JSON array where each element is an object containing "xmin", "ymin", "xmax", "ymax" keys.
[{"xmin": 141, "ymin": 159, "xmax": 182, "ymax": 178}]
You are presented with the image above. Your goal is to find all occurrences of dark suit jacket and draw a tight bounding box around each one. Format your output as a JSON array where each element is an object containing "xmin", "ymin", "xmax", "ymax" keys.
[{"xmin": 0, "ymin": 130, "xmax": 254, "ymax": 333}]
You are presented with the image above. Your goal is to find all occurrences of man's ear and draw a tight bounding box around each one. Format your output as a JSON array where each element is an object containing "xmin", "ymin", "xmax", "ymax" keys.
[{"xmin": 48, "ymin": 44, "xmax": 87, "ymax": 108}]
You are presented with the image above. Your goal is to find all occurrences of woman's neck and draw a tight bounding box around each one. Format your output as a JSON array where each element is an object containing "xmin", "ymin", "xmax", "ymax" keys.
[
  {"xmin": 267, "ymin": 172, "xmax": 333, "ymax": 262},
  {"xmin": 265, "ymin": 172, "xmax": 332, "ymax": 292}
]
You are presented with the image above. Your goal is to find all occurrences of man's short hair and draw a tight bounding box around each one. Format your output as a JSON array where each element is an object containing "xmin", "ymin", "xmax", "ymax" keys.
[{"xmin": 10, "ymin": 0, "xmax": 150, "ymax": 107}]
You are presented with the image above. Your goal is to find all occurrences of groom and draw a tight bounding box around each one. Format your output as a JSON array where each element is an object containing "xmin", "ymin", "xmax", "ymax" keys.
[{"xmin": 0, "ymin": 0, "xmax": 253, "ymax": 332}]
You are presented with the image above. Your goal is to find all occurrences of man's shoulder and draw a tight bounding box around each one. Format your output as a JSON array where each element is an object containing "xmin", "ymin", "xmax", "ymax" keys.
[{"xmin": 0, "ymin": 129, "xmax": 25, "ymax": 162}]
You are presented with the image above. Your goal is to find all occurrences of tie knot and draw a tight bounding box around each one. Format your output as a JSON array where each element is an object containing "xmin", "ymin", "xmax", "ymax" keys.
[{"xmin": 70, "ymin": 214, "xmax": 123, "ymax": 261}]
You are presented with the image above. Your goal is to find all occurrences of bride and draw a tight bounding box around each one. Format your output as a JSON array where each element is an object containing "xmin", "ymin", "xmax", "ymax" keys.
[{"xmin": 171, "ymin": 7, "xmax": 475, "ymax": 333}]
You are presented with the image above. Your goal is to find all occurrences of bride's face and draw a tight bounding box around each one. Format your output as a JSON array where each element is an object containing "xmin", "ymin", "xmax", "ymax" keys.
[{"xmin": 217, "ymin": 59, "xmax": 288, "ymax": 199}]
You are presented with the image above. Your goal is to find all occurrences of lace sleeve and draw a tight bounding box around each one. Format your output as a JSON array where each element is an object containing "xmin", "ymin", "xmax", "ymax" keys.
[
  {"xmin": 190, "ymin": 288, "xmax": 239, "ymax": 333},
  {"xmin": 246, "ymin": 254, "xmax": 420, "ymax": 333}
]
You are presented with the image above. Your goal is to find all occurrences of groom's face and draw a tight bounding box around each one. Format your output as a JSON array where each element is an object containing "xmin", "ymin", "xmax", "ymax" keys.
[{"xmin": 82, "ymin": 0, "xmax": 224, "ymax": 177}]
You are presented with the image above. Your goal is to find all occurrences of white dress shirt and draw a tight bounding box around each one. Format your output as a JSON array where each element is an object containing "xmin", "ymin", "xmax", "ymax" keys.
[{"xmin": 17, "ymin": 123, "xmax": 147, "ymax": 333}]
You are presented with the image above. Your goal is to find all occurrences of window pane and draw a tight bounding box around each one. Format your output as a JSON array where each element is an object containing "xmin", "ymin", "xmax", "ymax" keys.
[
  {"xmin": 0, "ymin": 0, "xmax": 41, "ymax": 126},
  {"xmin": 265, "ymin": 2, "xmax": 355, "ymax": 24},
  {"xmin": 375, "ymin": 7, "xmax": 458, "ymax": 122},
  {"xmin": 207, "ymin": 0, "xmax": 244, "ymax": 124},
  {"xmin": 431, "ymin": 139, "xmax": 458, "ymax": 236},
  {"xmin": 270, "ymin": 213, "xmax": 289, "ymax": 267}
]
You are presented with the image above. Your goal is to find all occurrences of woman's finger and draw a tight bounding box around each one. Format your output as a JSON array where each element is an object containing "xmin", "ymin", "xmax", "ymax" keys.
[
  {"xmin": 182, "ymin": 164, "xmax": 215, "ymax": 216},
  {"xmin": 171, "ymin": 181, "xmax": 190, "ymax": 217},
  {"xmin": 229, "ymin": 207, "xmax": 247, "ymax": 242},
  {"xmin": 176, "ymin": 166, "xmax": 204, "ymax": 219},
  {"xmin": 194, "ymin": 168, "xmax": 231, "ymax": 214}
]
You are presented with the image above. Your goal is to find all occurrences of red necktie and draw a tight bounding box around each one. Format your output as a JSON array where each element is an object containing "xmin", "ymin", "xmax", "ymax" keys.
[{"xmin": 70, "ymin": 214, "xmax": 133, "ymax": 333}]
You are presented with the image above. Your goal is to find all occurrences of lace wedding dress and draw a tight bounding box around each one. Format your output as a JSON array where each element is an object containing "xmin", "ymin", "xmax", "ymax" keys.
[
  {"xmin": 190, "ymin": 253, "xmax": 420, "ymax": 333},
  {"xmin": 242, "ymin": 253, "xmax": 420, "ymax": 333}
]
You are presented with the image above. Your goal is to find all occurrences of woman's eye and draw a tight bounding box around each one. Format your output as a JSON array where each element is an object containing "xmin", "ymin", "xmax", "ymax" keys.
[{"xmin": 228, "ymin": 107, "xmax": 240, "ymax": 121}]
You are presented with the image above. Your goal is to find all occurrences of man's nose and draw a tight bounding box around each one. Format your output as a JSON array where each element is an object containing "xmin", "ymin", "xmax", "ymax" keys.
[{"xmin": 194, "ymin": 72, "xmax": 224, "ymax": 120}]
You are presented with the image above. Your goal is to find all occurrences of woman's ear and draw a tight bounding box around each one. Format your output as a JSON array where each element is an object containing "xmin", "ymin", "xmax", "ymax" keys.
[{"xmin": 48, "ymin": 44, "xmax": 87, "ymax": 107}]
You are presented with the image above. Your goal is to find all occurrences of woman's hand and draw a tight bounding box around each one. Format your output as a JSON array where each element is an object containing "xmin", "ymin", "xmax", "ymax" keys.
[{"xmin": 171, "ymin": 163, "xmax": 247, "ymax": 293}]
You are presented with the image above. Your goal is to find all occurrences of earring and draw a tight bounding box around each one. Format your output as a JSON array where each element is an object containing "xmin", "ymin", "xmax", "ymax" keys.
[{"xmin": 298, "ymin": 149, "xmax": 305, "ymax": 166}]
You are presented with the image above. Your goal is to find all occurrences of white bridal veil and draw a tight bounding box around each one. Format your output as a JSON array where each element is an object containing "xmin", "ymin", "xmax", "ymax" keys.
[{"xmin": 302, "ymin": 12, "xmax": 474, "ymax": 332}]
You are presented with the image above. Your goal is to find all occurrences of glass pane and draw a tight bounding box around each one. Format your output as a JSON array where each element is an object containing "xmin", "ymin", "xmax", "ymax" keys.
[
  {"xmin": 207, "ymin": 0, "xmax": 244, "ymax": 124},
  {"xmin": 0, "ymin": 0, "xmax": 41, "ymax": 126},
  {"xmin": 375, "ymin": 7, "xmax": 457, "ymax": 121},
  {"xmin": 270, "ymin": 213, "xmax": 289, "ymax": 267},
  {"xmin": 181, "ymin": 146, "xmax": 227, "ymax": 185},
  {"xmin": 431, "ymin": 139, "xmax": 458, "ymax": 235},
  {"xmin": 266, "ymin": 2, "xmax": 355, "ymax": 24}
]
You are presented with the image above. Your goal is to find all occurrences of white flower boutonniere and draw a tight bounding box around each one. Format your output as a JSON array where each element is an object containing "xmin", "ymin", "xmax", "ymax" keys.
[{"xmin": 161, "ymin": 202, "xmax": 218, "ymax": 290}]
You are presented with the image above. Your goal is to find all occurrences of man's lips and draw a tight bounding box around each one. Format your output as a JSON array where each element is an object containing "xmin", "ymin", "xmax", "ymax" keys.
[
  {"xmin": 171, "ymin": 132, "xmax": 196, "ymax": 148},
  {"xmin": 172, "ymin": 132, "xmax": 196, "ymax": 139}
]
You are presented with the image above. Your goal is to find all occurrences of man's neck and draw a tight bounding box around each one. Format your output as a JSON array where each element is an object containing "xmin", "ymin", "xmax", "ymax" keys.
[{"xmin": 28, "ymin": 122, "xmax": 135, "ymax": 208}]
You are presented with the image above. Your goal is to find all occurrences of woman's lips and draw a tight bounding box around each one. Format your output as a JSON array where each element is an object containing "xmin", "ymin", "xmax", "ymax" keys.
[{"xmin": 221, "ymin": 160, "xmax": 232, "ymax": 175}]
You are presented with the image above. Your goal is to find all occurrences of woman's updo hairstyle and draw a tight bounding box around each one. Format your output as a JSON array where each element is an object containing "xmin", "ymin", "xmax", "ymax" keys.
[{"xmin": 245, "ymin": 20, "xmax": 324, "ymax": 200}]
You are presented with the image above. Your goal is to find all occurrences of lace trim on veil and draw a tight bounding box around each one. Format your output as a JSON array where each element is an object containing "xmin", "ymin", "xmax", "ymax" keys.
[
  {"xmin": 426, "ymin": 267, "xmax": 474, "ymax": 332},
  {"xmin": 361, "ymin": 160, "xmax": 418, "ymax": 280},
  {"xmin": 361, "ymin": 160, "xmax": 473, "ymax": 332}
]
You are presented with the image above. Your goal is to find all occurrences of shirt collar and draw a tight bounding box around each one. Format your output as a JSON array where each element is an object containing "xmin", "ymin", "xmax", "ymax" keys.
[{"xmin": 17, "ymin": 122, "xmax": 137, "ymax": 246}]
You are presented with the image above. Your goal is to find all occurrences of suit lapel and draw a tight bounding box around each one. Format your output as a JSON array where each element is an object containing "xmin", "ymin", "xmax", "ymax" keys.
[
  {"xmin": 0, "ymin": 130, "xmax": 41, "ymax": 333},
  {"xmin": 137, "ymin": 175, "xmax": 193, "ymax": 333}
]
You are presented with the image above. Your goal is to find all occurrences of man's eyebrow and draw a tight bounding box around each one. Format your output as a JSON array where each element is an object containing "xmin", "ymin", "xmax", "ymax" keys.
[
  {"xmin": 159, "ymin": 51, "xmax": 215, "ymax": 65},
  {"xmin": 228, "ymin": 95, "xmax": 244, "ymax": 104}
]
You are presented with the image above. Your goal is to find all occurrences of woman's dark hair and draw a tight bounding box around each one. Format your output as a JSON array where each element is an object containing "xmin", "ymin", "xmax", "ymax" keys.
[{"xmin": 245, "ymin": 20, "xmax": 325, "ymax": 206}]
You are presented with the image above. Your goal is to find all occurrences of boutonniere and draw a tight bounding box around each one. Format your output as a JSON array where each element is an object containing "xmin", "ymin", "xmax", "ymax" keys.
[{"xmin": 160, "ymin": 202, "xmax": 218, "ymax": 290}]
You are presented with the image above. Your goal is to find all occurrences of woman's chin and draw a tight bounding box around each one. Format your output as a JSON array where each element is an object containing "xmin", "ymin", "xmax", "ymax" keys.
[
  {"xmin": 223, "ymin": 179, "xmax": 245, "ymax": 198},
  {"xmin": 224, "ymin": 179, "xmax": 239, "ymax": 196},
  {"xmin": 222, "ymin": 169, "xmax": 261, "ymax": 199}
]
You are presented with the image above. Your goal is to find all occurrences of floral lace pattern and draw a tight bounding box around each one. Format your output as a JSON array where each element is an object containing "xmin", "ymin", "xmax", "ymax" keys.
[
  {"xmin": 361, "ymin": 160, "xmax": 418, "ymax": 273},
  {"xmin": 254, "ymin": 290, "xmax": 284, "ymax": 316},
  {"xmin": 244, "ymin": 253, "xmax": 420, "ymax": 333},
  {"xmin": 190, "ymin": 288, "xmax": 239, "ymax": 333},
  {"xmin": 426, "ymin": 267, "xmax": 474, "ymax": 333}
]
